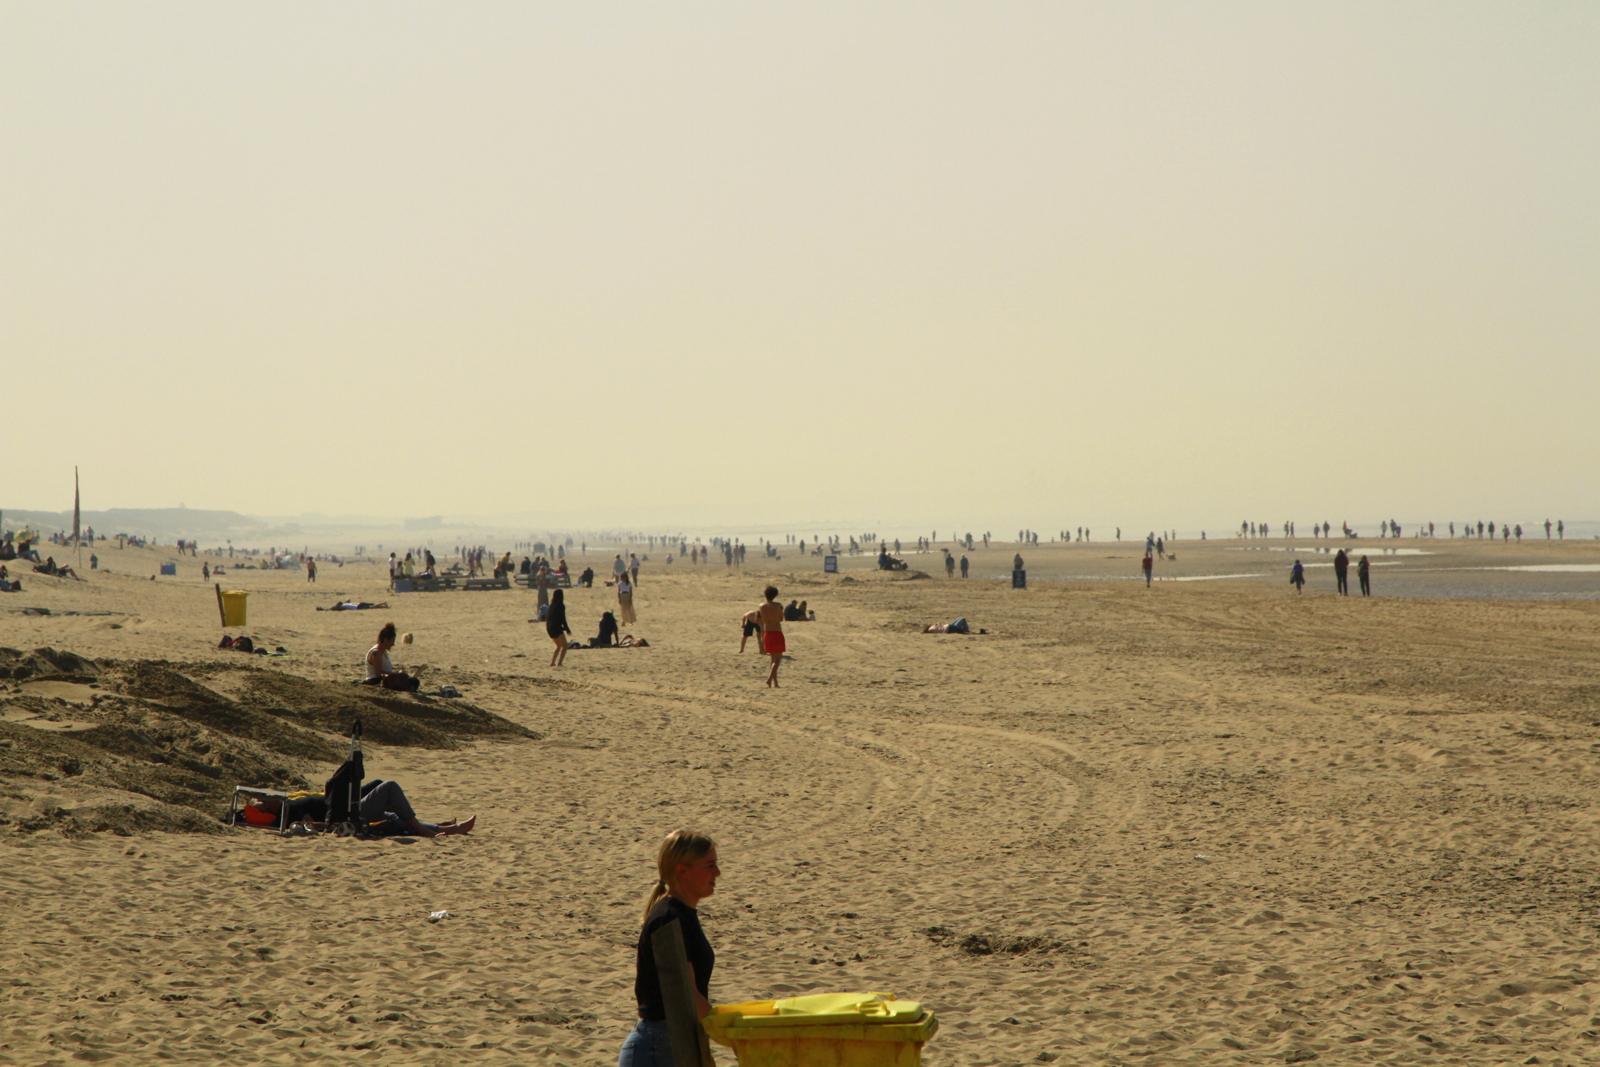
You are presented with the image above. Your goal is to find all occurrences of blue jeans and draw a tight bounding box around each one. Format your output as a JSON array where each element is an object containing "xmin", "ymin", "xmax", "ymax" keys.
[{"xmin": 618, "ymin": 1018, "xmax": 673, "ymax": 1067}]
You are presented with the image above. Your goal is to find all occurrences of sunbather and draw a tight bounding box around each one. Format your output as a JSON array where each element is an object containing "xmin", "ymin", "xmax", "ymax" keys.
[
  {"xmin": 364, "ymin": 622, "xmax": 419, "ymax": 690},
  {"xmin": 359, "ymin": 780, "xmax": 475, "ymax": 836},
  {"xmin": 922, "ymin": 617, "xmax": 981, "ymax": 634},
  {"xmin": 255, "ymin": 782, "xmax": 474, "ymax": 837}
]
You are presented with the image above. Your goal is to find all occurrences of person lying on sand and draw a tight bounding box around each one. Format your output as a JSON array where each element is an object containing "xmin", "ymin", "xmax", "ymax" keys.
[
  {"xmin": 922, "ymin": 618, "xmax": 985, "ymax": 634},
  {"xmin": 254, "ymin": 783, "xmax": 475, "ymax": 837},
  {"xmin": 320, "ymin": 601, "xmax": 390, "ymax": 611}
]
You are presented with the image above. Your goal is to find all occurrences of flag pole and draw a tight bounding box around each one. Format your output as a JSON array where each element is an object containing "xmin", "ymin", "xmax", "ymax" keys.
[{"xmin": 74, "ymin": 467, "xmax": 82, "ymax": 569}]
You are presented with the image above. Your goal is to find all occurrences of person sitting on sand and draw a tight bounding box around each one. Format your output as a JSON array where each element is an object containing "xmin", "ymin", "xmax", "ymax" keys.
[
  {"xmin": 364, "ymin": 622, "xmax": 420, "ymax": 690},
  {"xmin": 593, "ymin": 611, "xmax": 620, "ymax": 648},
  {"xmin": 797, "ymin": 600, "xmax": 811, "ymax": 621},
  {"xmin": 783, "ymin": 599, "xmax": 802, "ymax": 622},
  {"xmin": 579, "ymin": 566, "xmax": 595, "ymax": 588}
]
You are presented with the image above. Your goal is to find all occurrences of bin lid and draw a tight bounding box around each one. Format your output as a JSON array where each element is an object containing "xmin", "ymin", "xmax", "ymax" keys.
[{"xmin": 705, "ymin": 1008, "xmax": 937, "ymax": 1046}]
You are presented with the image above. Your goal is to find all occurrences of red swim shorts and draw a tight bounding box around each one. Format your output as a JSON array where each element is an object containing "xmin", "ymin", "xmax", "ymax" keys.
[{"xmin": 763, "ymin": 631, "xmax": 786, "ymax": 655}]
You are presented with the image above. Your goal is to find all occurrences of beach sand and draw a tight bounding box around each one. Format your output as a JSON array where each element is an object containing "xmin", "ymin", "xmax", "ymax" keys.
[{"xmin": 3, "ymin": 537, "xmax": 1600, "ymax": 1065}]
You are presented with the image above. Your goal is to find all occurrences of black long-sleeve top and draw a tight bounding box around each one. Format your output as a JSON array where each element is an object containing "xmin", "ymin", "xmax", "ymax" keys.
[{"xmin": 634, "ymin": 896, "xmax": 713, "ymax": 1021}]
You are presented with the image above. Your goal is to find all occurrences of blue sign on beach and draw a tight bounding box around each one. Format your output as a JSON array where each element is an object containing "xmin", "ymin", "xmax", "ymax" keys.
[
  {"xmin": 824, "ymin": 555, "xmax": 838, "ymax": 574},
  {"xmin": 1012, "ymin": 569, "xmax": 1026, "ymax": 589}
]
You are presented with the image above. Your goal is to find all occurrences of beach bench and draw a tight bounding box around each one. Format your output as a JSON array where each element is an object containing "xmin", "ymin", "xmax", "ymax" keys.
[
  {"xmin": 463, "ymin": 575, "xmax": 511, "ymax": 591},
  {"xmin": 516, "ymin": 573, "xmax": 573, "ymax": 589}
]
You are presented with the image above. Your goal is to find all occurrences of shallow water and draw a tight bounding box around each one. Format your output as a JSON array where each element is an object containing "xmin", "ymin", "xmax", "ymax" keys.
[
  {"xmin": 976, "ymin": 566, "xmax": 1600, "ymax": 601},
  {"xmin": 1477, "ymin": 564, "xmax": 1600, "ymax": 573}
]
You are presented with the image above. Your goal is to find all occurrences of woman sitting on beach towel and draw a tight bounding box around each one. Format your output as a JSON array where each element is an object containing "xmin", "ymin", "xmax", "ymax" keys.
[
  {"xmin": 364, "ymin": 622, "xmax": 419, "ymax": 691},
  {"xmin": 592, "ymin": 611, "xmax": 620, "ymax": 648}
]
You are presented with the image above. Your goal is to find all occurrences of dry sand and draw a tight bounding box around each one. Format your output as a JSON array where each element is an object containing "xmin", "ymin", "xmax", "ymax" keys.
[{"xmin": 3, "ymin": 537, "xmax": 1600, "ymax": 1065}]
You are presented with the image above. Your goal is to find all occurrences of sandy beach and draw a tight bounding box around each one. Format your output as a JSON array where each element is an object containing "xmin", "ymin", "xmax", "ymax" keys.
[{"xmin": 4, "ymin": 535, "xmax": 1600, "ymax": 1065}]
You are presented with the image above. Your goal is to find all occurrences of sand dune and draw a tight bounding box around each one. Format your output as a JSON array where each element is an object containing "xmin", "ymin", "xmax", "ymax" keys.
[{"xmin": 3, "ymin": 538, "xmax": 1599, "ymax": 1064}]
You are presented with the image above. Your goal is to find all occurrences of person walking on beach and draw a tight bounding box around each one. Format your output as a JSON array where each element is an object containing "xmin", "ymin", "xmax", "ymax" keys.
[
  {"xmin": 755, "ymin": 586, "xmax": 785, "ymax": 687},
  {"xmin": 617, "ymin": 574, "xmax": 638, "ymax": 625},
  {"xmin": 306, "ymin": 558, "xmax": 317, "ymax": 583},
  {"xmin": 1333, "ymin": 548, "xmax": 1349, "ymax": 595},
  {"xmin": 546, "ymin": 588, "xmax": 571, "ymax": 666},
  {"xmin": 619, "ymin": 830, "xmax": 721, "ymax": 1067},
  {"xmin": 1290, "ymin": 559, "xmax": 1305, "ymax": 593},
  {"xmin": 1142, "ymin": 552, "xmax": 1153, "ymax": 587},
  {"xmin": 629, "ymin": 553, "xmax": 640, "ymax": 584},
  {"xmin": 960, "ymin": 554, "xmax": 969, "ymax": 578},
  {"xmin": 1357, "ymin": 554, "xmax": 1371, "ymax": 596},
  {"xmin": 613, "ymin": 554, "xmax": 627, "ymax": 581}
]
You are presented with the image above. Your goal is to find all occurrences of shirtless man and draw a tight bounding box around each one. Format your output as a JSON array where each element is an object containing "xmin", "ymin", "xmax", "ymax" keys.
[{"xmin": 754, "ymin": 585, "xmax": 785, "ymax": 687}]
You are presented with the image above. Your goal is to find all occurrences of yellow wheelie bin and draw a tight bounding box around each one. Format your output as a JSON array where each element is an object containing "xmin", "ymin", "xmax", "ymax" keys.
[
  {"xmin": 703, "ymin": 993, "xmax": 938, "ymax": 1067},
  {"xmin": 220, "ymin": 590, "xmax": 248, "ymax": 627}
]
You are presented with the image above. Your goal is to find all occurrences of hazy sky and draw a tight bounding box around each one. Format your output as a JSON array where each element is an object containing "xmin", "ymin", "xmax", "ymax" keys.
[{"xmin": 5, "ymin": 2, "xmax": 1596, "ymax": 534}]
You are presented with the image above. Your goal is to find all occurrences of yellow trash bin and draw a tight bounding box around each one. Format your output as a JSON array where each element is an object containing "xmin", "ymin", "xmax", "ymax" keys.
[
  {"xmin": 220, "ymin": 590, "xmax": 248, "ymax": 627},
  {"xmin": 703, "ymin": 993, "xmax": 937, "ymax": 1067}
]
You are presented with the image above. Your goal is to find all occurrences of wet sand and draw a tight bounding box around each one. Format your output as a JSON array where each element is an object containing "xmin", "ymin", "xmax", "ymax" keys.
[{"xmin": 3, "ymin": 538, "xmax": 1600, "ymax": 1065}]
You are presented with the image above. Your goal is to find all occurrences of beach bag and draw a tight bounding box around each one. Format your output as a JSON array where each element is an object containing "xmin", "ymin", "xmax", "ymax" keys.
[{"xmin": 324, "ymin": 756, "xmax": 366, "ymax": 825}]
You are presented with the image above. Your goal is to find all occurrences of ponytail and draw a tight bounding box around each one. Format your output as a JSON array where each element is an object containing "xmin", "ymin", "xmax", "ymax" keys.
[
  {"xmin": 641, "ymin": 879, "xmax": 669, "ymax": 924},
  {"xmin": 642, "ymin": 830, "xmax": 715, "ymax": 924}
]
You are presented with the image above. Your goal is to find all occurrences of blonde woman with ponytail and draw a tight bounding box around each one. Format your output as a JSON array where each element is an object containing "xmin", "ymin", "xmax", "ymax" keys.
[{"xmin": 618, "ymin": 830, "xmax": 720, "ymax": 1067}]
